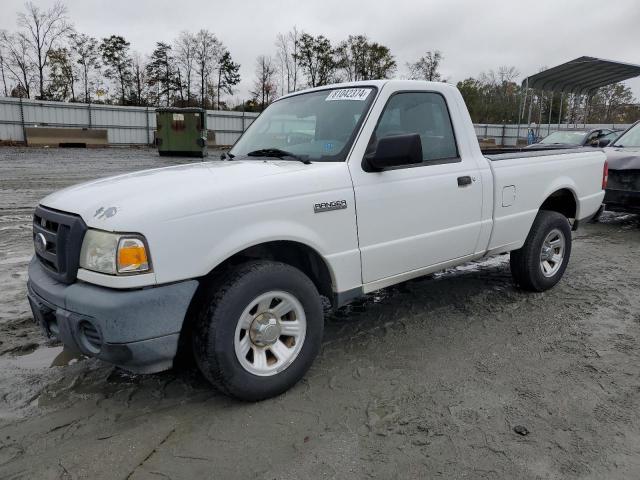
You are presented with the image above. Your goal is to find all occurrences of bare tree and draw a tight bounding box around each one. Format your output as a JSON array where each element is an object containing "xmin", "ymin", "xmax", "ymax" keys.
[
  {"xmin": 69, "ymin": 32, "xmax": 100, "ymax": 103},
  {"xmin": 275, "ymin": 26, "xmax": 301, "ymax": 94},
  {"xmin": 17, "ymin": 1, "xmax": 71, "ymax": 99},
  {"xmin": 407, "ymin": 50, "xmax": 444, "ymax": 81},
  {"xmin": 130, "ymin": 52, "xmax": 147, "ymax": 106},
  {"xmin": 174, "ymin": 31, "xmax": 197, "ymax": 105},
  {"xmin": 0, "ymin": 31, "xmax": 34, "ymax": 97},
  {"xmin": 194, "ymin": 29, "xmax": 222, "ymax": 109},
  {"xmin": 497, "ymin": 66, "xmax": 519, "ymax": 84},
  {"xmin": 251, "ymin": 55, "xmax": 277, "ymax": 110},
  {"xmin": 0, "ymin": 45, "xmax": 9, "ymax": 96}
]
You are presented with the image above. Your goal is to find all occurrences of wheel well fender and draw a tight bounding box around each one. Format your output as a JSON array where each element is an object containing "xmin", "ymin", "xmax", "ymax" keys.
[
  {"xmin": 539, "ymin": 187, "xmax": 577, "ymax": 220},
  {"xmin": 174, "ymin": 240, "xmax": 335, "ymax": 365},
  {"xmin": 206, "ymin": 240, "xmax": 335, "ymax": 300}
]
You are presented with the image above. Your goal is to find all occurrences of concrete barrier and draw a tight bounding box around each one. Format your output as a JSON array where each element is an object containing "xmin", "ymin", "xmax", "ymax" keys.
[
  {"xmin": 478, "ymin": 138, "xmax": 496, "ymax": 149},
  {"xmin": 207, "ymin": 130, "xmax": 217, "ymax": 147},
  {"xmin": 25, "ymin": 127, "xmax": 108, "ymax": 147}
]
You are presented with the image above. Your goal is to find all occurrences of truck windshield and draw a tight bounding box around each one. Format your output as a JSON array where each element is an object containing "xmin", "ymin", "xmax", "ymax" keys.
[
  {"xmin": 613, "ymin": 123, "xmax": 640, "ymax": 147},
  {"xmin": 230, "ymin": 87, "xmax": 377, "ymax": 162}
]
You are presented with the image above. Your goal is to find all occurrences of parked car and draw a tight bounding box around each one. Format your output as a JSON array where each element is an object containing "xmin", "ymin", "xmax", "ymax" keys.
[
  {"xmin": 603, "ymin": 121, "xmax": 640, "ymax": 214},
  {"xmin": 526, "ymin": 128, "xmax": 615, "ymax": 149},
  {"xmin": 596, "ymin": 129, "xmax": 624, "ymax": 147},
  {"xmin": 27, "ymin": 80, "xmax": 606, "ymax": 400}
]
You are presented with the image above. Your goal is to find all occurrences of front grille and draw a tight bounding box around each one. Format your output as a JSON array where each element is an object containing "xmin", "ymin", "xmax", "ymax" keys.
[
  {"xmin": 608, "ymin": 169, "xmax": 640, "ymax": 192},
  {"xmin": 33, "ymin": 205, "xmax": 87, "ymax": 283}
]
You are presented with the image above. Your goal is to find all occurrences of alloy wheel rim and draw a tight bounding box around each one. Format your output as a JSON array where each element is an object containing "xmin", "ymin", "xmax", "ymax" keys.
[
  {"xmin": 234, "ymin": 291, "xmax": 307, "ymax": 376},
  {"xmin": 540, "ymin": 228, "xmax": 565, "ymax": 277}
]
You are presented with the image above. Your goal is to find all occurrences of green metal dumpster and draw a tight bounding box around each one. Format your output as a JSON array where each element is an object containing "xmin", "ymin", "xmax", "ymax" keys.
[{"xmin": 155, "ymin": 108, "xmax": 207, "ymax": 157}]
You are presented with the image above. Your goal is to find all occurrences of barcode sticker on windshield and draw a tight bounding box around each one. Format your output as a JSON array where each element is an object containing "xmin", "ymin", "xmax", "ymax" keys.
[{"xmin": 325, "ymin": 88, "xmax": 371, "ymax": 101}]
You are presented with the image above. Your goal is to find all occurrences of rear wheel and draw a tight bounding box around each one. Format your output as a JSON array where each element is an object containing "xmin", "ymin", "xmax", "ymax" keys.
[
  {"xmin": 192, "ymin": 260, "xmax": 323, "ymax": 401},
  {"xmin": 510, "ymin": 210, "xmax": 572, "ymax": 291}
]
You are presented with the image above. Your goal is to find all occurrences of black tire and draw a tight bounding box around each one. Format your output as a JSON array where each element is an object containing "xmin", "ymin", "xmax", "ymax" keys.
[
  {"xmin": 510, "ymin": 210, "xmax": 572, "ymax": 292},
  {"xmin": 192, "ymin": 260, "xmax": 323, "ymax": 401}
]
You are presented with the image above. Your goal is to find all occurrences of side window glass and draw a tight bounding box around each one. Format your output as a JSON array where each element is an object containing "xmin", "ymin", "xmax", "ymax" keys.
[
  {"xmin": 586, "ymin": 131, "xmax": 601, "ymax": 144},
  {"xmin": 370, "ymin": 92, "xmax": 458, "ymax": 163}
]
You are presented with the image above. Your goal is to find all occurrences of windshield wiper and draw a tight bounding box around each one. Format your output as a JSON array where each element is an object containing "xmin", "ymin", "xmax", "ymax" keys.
[
  {"xmin": 246, "ymin": 148, "xmax": 311, "ymax": 164},
  {"xmin": 220, "ymin": 151, "xmax": 235, "ymax": 160}
]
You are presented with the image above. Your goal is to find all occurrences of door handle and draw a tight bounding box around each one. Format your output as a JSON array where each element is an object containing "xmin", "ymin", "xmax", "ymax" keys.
[{"xmin": 457, "ymin": 176, "xmax": 472, "ymax": 187}]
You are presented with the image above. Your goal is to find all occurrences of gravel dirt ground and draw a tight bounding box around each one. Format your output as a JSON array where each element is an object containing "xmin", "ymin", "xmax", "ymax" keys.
[{"xmin": 1, "ymin": 146, "xmax": 639, "ymax": 479}]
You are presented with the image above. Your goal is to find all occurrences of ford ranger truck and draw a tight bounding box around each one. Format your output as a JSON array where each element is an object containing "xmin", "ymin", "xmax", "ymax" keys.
[{"xmin": 27, "ymin": 80, "xmax": 607, "ymax": 400}]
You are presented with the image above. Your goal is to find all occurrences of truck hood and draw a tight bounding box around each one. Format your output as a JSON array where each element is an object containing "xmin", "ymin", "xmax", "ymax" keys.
[
  {"xmin": 603, "ymin": 146, "xmax": 640, "ymax": 170},
  {"xmin": 40, "ymin": 159, "xmax": 318, "ymax": 229}
]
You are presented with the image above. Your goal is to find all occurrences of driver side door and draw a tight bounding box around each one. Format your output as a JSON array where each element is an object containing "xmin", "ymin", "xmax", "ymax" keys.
[{"xmin": 349, "ymin": 90, "xmax": 484, "ymax": 287}]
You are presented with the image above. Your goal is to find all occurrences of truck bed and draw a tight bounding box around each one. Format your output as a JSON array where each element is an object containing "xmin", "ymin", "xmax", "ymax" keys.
[
  {"xmin": 484, "ymin": 147, "xmax": 606, "ymax": 257},
  {"xmin": 483, "ymin": 147, "xmax": 590, "ymax": 161}
]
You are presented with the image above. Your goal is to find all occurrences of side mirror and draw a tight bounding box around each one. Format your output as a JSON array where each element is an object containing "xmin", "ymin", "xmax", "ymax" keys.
[
  {"xmin": 364, "ymin": 133, "xmax": 423, "ymax": 171},
  {"xmin": 597, "ymin": 138, "xmax": 611, "ymax": 147}
]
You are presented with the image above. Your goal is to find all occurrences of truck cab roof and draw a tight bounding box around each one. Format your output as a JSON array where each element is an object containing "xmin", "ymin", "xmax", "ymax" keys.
[{"xmin": 277, "ymin": 79, "xmax": 458, "ymax": 101}]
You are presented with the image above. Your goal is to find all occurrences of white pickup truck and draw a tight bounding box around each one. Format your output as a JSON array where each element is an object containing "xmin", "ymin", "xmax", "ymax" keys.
[{"xmin": 27, "ymin": 80, "xmax": 607, "ymax": 400}]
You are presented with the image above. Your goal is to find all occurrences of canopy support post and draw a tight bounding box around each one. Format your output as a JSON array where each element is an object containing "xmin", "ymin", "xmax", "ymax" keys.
[
  {"xmin": 547, "ymin": 93, "xmax": 553, "ymax": 136},
  {"xmin": 516, "ymin": 78, "xmax": 529, "ymax": 146},
  {"xmin": 557, "ymin": 93, "xmax": 563, "ymax": 129},
  {"xmin": 537, "ymin": 90, "xmax": 543, "ymax": 138},
  {"xmin": 584, "ymin": 93, "xmax": 591, "ymax": 128}
]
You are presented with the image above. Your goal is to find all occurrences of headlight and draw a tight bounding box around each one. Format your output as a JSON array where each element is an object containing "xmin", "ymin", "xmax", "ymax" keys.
[{"xmin": 79, "ymin": 229, "xmax": 151, "ymax": 275}]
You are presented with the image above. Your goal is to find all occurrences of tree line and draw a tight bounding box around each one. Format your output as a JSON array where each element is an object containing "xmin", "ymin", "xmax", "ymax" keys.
[
  {"xmin": 0, "ymin": 1, "xmax": 637, "ymax": 123},
  {"xmin": 0, "ymin": 3, "xmax": 449, "ymax": 111},
  {"xmin": 248, "ymin": 29, "xmax": 444, "ymax": 111},
  {"xmin": 457, "ymin": 68, "xmax": 638, "ymax": 125},
  {"xmin": 0, "ymin": 2, "xmax": 241, "ymax": 108}
]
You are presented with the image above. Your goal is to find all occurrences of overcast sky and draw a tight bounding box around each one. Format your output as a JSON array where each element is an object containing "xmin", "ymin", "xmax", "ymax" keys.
[{"xmin": 2, "ymin": 0, "xmax": 639, "ymax": 101}]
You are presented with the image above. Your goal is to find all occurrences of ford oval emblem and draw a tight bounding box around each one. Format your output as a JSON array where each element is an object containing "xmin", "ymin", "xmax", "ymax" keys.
[{"xmin": 34, "ymin": 232, "xmax": 47, "ymax": 254}]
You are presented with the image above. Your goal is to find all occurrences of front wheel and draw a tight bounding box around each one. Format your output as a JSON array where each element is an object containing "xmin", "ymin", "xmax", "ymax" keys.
[
  {"xmin": 510, "ymin": 210, "xmax": 572, "ymax": 292},
  {"xmin": 192, "ymin": 260, "xmax": 323, "ymax": 401}
]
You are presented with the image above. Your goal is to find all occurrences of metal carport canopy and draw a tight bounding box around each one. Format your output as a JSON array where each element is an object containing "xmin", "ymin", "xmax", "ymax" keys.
[{"xmin": 522, "ymin": 56, "xmax": 640, "ymax": 94}]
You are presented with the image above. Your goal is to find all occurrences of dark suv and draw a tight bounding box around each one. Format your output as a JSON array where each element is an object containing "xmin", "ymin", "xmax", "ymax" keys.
[{"xmin": 603, "ymin": 121, "xmax": 640, "ymax": 214}]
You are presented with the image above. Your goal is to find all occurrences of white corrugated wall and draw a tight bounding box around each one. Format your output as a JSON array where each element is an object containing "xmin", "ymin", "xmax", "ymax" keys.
[
  {"xmin": 0, "ymin": 96, "xmax": 630, "ymax": 147},
  {"xmin": 0, "ymin": 96, "xmax": 259, "ymax": 146},
  {"xmin": 0, "ymin": 97, "xmax": 22, "ymax": 141}
]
